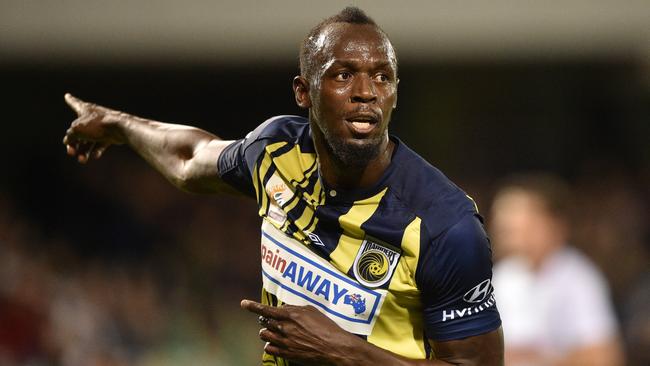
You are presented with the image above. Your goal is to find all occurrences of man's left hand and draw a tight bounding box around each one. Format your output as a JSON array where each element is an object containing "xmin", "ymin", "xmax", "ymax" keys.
[{"xmin": 241, "ymin": 299, "xmax": 360, "ymax": 365}]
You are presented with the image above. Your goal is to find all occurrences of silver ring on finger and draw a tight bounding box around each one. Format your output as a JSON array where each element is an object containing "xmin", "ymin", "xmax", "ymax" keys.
[{"xmin": 258, "ymin": 315, "xmax": 269, "ymax": 326}]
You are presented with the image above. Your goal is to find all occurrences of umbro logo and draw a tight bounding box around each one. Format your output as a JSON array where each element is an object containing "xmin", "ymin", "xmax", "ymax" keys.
[
  {"xmin": 306, "ymin": 232, "xmax": 325, "ymax": 246},
  {"xmin": 463, "ymin": 279, "xmax": 493, "ymax": 303}
]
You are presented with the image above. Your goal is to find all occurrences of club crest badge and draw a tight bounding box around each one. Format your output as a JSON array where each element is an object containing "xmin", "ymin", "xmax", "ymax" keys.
[{"xmin": 353, "ymin": 237, "xmax": 401, "ymax": 288}]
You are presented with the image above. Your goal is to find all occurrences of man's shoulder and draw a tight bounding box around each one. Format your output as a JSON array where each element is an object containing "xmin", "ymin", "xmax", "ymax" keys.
[
  {"xmin": 246, "ymin": 115, "xmax": 311, "ymax": 147},
  {"xmin": 389, "ymin": 139, "xmax": 478, "ymax": 239}
]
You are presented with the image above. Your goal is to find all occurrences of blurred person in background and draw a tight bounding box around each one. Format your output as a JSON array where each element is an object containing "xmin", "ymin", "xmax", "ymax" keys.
[{"xmin": 490, "ymin": 173, "xmax": 624, "ymax": 366}]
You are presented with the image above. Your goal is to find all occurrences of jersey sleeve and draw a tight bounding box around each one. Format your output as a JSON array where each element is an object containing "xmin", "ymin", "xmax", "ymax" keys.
[
  {"xmin": 417, "ymin": 214, "xmax": 502, "ymax": 341},
  {"xmin": 216, "ymin": 139, "xmax": 259, "ymax": 197},
  {"xmin": 216, "ymin": 116, "xmax": 293, "ymax": 196}
]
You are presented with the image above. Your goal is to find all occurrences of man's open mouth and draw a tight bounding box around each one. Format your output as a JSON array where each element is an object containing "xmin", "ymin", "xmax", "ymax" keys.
[{"xmin": 345, "ymin": 114, "xmax": 379, "ymax": 135}]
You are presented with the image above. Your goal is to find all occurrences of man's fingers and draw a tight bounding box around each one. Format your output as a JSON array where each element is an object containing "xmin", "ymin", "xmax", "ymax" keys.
[
  {"xmin": 73, "ymin": 141, "xmax": 96, "ymax": 164},
  {"xmin": 264, "ymin": 342, "xmax": 286, "ymax": 358},
  {"xmin": 92, "ymin": 144, "xmax": 109, "ymax": 159},
  {"xmin": 66, "ymin": 144, "xmax": 76, "ymax": 156},
  {"xmin": 259, "ymin": 327, "xmax": 286, "ymax": 344},
  {"xmin": 64, "ymin": 93, "xmax": 87, "ymax": 114},
  {"xmin": 241, "ymin": 299, "xmax": 289, "ymax": 320},
  {"xmin": 63, "ymin": 130, "xmax": 79, "ymax": 146},
  {"xmin": 262, "ymin": 317, "xmax": 285, "ymax": 334},
  {"xmin": 85, "ymin": 142, "xmax": 97, "ymax": 160}
]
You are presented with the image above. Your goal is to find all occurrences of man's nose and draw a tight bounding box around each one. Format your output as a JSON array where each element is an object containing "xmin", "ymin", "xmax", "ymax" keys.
[{"xmin": 350, "ymin": 74, "xmax": 377, "ymax": 103}]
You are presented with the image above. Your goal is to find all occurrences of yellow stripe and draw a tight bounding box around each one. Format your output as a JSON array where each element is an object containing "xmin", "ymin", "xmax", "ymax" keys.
[
  {"xmin": 305, "ymin": 213, "xmax": 319, "ymax": 233},
  {"xmin": 266, "ymin": 141, "xmax": 319, "ymax": 202},
  {"xmin": 393, "ymin": 217, "xmax": 421, "ymax": 292},
  {"xmin": 253, "ymin": 142, "xmax": 287, "ymax": 216},
  {"xmin": 268, "ymin": 143, "xmax": 316, "ymax": 184},
  {"xmin": 329, "ymin": 188, "xmax": 387, "ymax": 272},
  {"xmin": 311, "ymin": 178, "xmax": 324, "ymax": 205},
  {"xmin": 256, "ymin": 149, "xmax": 280, "ymax": 216},
  {"xmin": 368, "ymin": 217, "xmax": 425, "ymax": 359},
  {"xmin": 283, "ymin": 193, "xmax": 301, "ymax": 212},
  {"xmin": 265, "ymin": 141, "xmax": 290, "ymax": 155},
  {"xmin": 298, "ymin": 159, "xmax": 318, "ymax": 189},
  {"xmin": 261, "ymin": 289, "xmax": 282, "ymax": 365},
  {"xmin": 261, "ymin": 288, "xmax": 270, "ymax": 306},
  {"xmin": 251, "ymin": 158, "xmax": 262, "ymax": 202},
  {"xmin": 293, "ymin": 204, "xmax": 315, "ymax": 232},
  {"xmin": 262, "ymin": 352, "xmax": 276, "ymax": 365},
  {"xmin": 261, "ymin": 287, "xmax": 276, "ymax": 365},
  {"xmin": 300, "ymin": 172, "xmax": 322, "ymax": 205},
  {"xmin": 252, "ymin": 164, "xmax": 270, "ymax": 218},
  {"xmin": 278, "ymin": 192, "xmax": 302, "ymax": 233}
]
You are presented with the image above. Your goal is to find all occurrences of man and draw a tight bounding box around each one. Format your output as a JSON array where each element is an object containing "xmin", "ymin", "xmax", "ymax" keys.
[
  {"xmin": 63, "ymin": 7, "xmax": 503, "ymax": 365},
  {"xmin": 490, "ymin": 174, "xmax": 624, "ymax": 366}
]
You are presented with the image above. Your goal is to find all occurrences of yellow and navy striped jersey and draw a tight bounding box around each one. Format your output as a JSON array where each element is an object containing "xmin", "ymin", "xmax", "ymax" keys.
[{"xmin": 218, "ymin": 116, "xmax": 501, "ymax": 364}]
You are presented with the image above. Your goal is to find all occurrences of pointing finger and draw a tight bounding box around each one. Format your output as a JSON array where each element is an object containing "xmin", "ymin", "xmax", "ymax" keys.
[
  {"xmin": 64, "ymin": 93, "xmax": 87, "ymax": 114},
  {"xmin": 241, "ymin": 299, "xmax": 289, "ymax": 320}
]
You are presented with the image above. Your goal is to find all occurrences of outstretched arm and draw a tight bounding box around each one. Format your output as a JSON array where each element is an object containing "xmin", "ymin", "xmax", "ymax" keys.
[
  {"xmin": 63, "ymin": 93, "xmax": 237, "ymax": 194},
  {"xmin": 241, "ymin": 300, "xmax": 503, "ymax": 366}
]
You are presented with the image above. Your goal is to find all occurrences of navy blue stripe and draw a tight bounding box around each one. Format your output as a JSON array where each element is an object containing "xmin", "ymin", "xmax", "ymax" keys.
[
  {"xmin": 269, "ymin": 141, "xmax": 293, "ymax": 158},
  {"xmin": 310, "ymin": 202, "xmax": 353, "ymax": 260}
]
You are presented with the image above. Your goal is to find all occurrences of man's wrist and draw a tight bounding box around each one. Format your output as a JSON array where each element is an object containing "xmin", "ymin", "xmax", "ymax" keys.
[{"xmin": 109, "ymin": 111, "xmax": 141, "ymax": 145}]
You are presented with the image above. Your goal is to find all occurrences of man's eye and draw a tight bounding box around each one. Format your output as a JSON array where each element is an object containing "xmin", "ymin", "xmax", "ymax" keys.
[
  {"xmin": 335, "ymin": 72, "xmax": 352, "ymax": 81},
  {"xmin": 374, "ymin": 74, "xmax": 389, "ymax": 82}
]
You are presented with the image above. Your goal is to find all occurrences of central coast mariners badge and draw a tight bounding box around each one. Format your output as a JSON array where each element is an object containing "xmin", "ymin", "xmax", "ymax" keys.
[{"xmin": 353, "ymin": 237, "xmax": 402, "ymax": 288}]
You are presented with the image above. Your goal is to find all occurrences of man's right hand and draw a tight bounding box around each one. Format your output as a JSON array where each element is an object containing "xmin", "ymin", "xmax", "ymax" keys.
[
  {"xmin": 63, "ymin": 93, "xmax": 127, "ymax": 164},
  {"xmin": 62, "ymin": 93, "xmax": 235, "ymax": 194}
]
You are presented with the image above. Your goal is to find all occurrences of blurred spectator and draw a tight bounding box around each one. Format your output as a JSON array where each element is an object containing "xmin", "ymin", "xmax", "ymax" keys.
[
  {"xmin": 572, "ymin": 165, "xmax": 649, "ymax": 307},
  {"xmin": 490, "ymin": 173, "xmax": 624, "ymax": 366},
  {"xmin": 571, "ymin": 166, "xmax": 650, "ymax": 365},
  {"xmin": 622, "ymin": 273, "xmax": 650, "ymax": 366},
  {"xmin": 0, "ymin": 192, "xmax": 261, "ymax": 366}
]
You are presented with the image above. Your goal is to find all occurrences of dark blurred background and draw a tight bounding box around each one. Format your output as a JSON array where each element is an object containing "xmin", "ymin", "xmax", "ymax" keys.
[{"xmin": 1, "ymin": 1, "xmax": 649, "ymax": 365}]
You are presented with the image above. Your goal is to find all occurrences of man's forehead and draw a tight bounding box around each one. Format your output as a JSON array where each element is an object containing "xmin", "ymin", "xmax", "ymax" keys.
[
  {"xmin": 316, "ymin": 23, "xmax": 396, "ymax": 68},
  {"xmin": 321, "ymin": 23, "xmax": 390, "ymax": 51}
]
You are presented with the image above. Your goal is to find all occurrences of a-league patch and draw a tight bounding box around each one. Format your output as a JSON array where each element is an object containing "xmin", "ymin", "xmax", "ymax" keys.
[
  {"xmin": 353, "ymin": 237, "xmax": 402, "ymax": 288},
  {"xmin": 264, "ymin": 173, "xmax": 294, "ymax": 226}
]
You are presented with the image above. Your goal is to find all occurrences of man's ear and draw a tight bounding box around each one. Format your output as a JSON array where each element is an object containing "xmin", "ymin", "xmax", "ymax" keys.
[{"xmin": 293, "ymin": 76, "xmax": 312, "ymax": 109}]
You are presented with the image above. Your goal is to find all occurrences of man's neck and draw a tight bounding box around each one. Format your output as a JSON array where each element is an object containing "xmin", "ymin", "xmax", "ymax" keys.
[{"xmin": 314, "ymin": 132, "xmax": 395, "ymax": 191}]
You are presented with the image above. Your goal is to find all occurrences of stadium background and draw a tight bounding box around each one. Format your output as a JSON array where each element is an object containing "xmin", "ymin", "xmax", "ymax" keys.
[{"xmin": 1, "ymin": 1, "xmax": 649, "ymax": 365}]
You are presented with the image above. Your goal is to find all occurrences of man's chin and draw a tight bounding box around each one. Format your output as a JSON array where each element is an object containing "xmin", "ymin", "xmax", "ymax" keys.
[{"xmin": 327, "ymin": 137, "xmax": 383, "ymax": 168}]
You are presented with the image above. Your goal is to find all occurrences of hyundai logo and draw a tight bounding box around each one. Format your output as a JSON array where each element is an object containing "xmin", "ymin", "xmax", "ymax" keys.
[{"xmin": 463, "ymin": 279, "xmax": 492, "ymax": 303}]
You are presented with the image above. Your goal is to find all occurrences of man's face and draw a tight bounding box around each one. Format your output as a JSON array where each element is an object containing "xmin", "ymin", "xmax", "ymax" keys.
[
  {"xmin": 307, "ymin": 23, "xmax": 398, "ymax": 167},
  {"xmin": 490, "ymin": 190, "xmax": 565, "ymax": 260}
]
